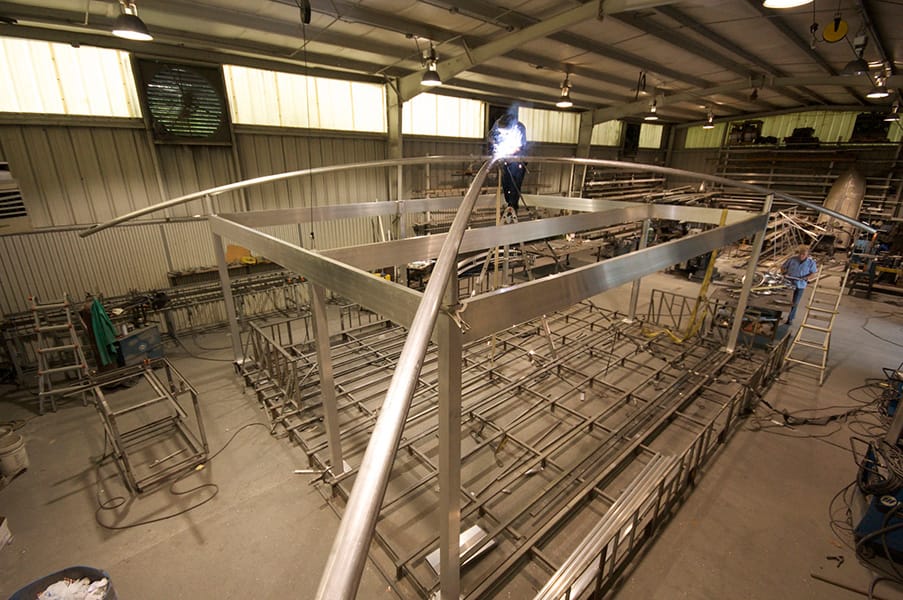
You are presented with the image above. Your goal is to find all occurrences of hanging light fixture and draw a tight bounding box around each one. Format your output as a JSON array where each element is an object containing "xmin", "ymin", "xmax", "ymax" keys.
[
  {"xmin": 112, "ymin": 1, "xmax": 153, "ymax": 41},
  {"xmin": 634, "ymin": 70, "xmax": 648, "ymax": 100},
  {"xmin": 556, "ymin": 73, "xmax": 573, "ymax": 109},
  {"xmin": 763, "ymin": 0, "xmax": 812, "ymax": 8},
  {"xmin": 867, "ymin": 75, "xmax": 891, "ymax": 99},
  {"xmin": 702, "ymin": 110, "xmax": 715, "ymax": 129},
  {"xmin": 885, "ymin": 104, "xmax": 900, "ymax": 122},
  {"xmin": 843, "ymin": 36, "xmax": 870, "ymax": 76},
  {"xmin": 644, "ymin": 100, "xmax": 659, "ymax": 121},
  {"xmin": 421, "ymin": 42, "xmax": 441, "ymax": 87}
]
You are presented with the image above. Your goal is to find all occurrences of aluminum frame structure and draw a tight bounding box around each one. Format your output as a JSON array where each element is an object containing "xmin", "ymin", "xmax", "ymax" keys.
[
  {"xmin": 81, "ymin": 155, "xmax": 874, "ymax": 600},
  {"xmin": 91, "ymin": 358, "xmax": 208, "ymax": 495}
]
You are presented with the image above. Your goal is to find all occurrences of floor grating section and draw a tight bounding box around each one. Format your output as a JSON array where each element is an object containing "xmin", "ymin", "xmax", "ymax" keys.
[{"xmin": 242, "ymin": 301, "xmax": 781, "ymax": 598}]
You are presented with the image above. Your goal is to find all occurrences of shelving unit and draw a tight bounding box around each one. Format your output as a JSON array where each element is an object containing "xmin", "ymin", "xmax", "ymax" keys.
[{"xmin": 712, "ymin": 145, "xmax": 903, "ymax": 220}]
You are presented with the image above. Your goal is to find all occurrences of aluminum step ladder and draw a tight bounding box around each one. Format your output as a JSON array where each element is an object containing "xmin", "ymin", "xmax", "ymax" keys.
[
  {"xmin": 783, "ymin": 265, "xmax": 850, "ymax": 385},
  {"xmin": 30, "ymin": 295, "xmax": 92, "ymax": 413}
]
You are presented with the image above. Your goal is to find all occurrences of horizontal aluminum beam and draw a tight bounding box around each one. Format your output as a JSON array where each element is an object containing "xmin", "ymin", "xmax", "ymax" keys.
[
  {"xmin": 529, "ymin": 195, "xmax": 751, "ymax": 226},
  {"xmin": 322, "ymin": 205, "xmax": 653, "ymax": 271},
  {"xmin": 208, "ymin": 216, "xmax": 422, "ymax": 329},
  {"xmin": 459, "ymin": 213, "xmax": 768, "ymax": 341},
  {"xmin": 222, "ymin": 195, "xmax": 501, "ymax": 228}
]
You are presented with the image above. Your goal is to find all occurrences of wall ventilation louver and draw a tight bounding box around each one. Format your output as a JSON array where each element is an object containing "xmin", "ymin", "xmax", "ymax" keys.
[
  {"xmin": 0, "ymin": 163, "xmax": 31, "ymax": 235},
  {"xmin": 135, "ymin": 59, "xmax": 231, "ymax": 144}
]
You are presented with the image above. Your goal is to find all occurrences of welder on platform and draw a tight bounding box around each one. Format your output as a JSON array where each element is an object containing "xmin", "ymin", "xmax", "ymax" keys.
[{"xmin": 488, "ymin": 113, "xmax": 527, "ymax": 219}]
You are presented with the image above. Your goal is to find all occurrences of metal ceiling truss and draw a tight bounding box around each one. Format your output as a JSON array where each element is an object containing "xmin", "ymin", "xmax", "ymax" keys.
[
  {"xmin": 655, "ymin": 5, "xmax": 833, "ymax": 106},
  {"xmin": 742, "ymin": 0, "xmax": 867, "ymax": 104}
]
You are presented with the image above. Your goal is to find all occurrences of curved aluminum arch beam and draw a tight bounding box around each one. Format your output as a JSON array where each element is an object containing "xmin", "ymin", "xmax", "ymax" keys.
[
  {"xmin": 78, "ymin": 155, "xmax": 480, "ymax": 238},
  {"xmin": 79, "ymin": 155, "xmax": 875, "ymax": 238},
  {"xmin": 314, "ymin": 157, "xmax": 498, "ymax": 599}
]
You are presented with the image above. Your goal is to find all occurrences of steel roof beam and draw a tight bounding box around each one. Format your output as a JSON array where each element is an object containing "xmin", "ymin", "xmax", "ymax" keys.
[
  {"xmin": 395, "ymin": 0, "xmax": 682, "ymax": 102},
  {"xmin": 744, "ymin": 0, "xmax": 867, "ymax": 104},
  {"xmin": 655, "ymin": 5, "xmax": 833, "ymax": 106},
  {"xmin": 592, "ymin": 74, "xmax": 895, "ymax": 123}
]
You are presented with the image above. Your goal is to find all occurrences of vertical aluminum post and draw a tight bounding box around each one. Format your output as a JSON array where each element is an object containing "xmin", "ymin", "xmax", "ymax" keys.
[
  {"xmin": 438, "ymin": 272, "xmax": 462, "ymax": 600},
  {"xmin": 213, "ymin": 233, "xmax": 243, "ymax": 361},
  {"xmin": 726, "ymin": 194, "xmax": 774, "ymax": 353},
  {"xmin": 310, "ymin": 283, "xmax": 345, "ymax": 475},
  {"xmin": 626, "ymin": 219, "xmax": 651, "ymax": 322}
]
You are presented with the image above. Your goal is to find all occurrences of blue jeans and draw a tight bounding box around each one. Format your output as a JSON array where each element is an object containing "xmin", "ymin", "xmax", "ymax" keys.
[{"xmin": 787, "ymin": 286, "xmax": 805, "ymax": 323}]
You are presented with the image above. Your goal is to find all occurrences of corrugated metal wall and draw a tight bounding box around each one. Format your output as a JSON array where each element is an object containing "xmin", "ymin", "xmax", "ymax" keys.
[
  {"xmin": 235, "ymin": 130, "xmax": 388, "ymax": 249},
  {"xmin": 0, "ymin": 124, "xmax": 161, "ymax": 227},
  {"xmin": 0, "ymin": 224, "xmax": 170, "ymax": 315},
  {"xmin": 403, "ymin": 137, "xmax": 484, "ymax": 196}
]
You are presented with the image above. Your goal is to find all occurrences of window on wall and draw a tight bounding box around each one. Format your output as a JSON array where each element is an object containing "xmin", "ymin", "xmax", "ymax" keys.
[
  {"xmin": 223, "ymin": 64, "xmax": 387, "ymax": 132},
  {"xmin": 685, "ymin": 123, "xmax": 726, "ymax": 148},
  {"xmin": 518, "ymin": 106, "xmax": 579, "ymax": 144},
  {"xmin": 0, "ymin": 37, "xmax": 140, "ymax": 117},
  {"xmin": 402, "ymin": 94, "xmax": 485, "ymax": 138},
  {"xmin": 639, "ymin": 123, "xmax": 664, "ymax": 148},
  {"xmin": 591, "ymin": 120, "xmax": 624, "ymax": 146}
]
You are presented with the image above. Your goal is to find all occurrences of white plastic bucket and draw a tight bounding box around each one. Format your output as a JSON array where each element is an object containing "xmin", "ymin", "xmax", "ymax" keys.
[{"xmin": 0, "ymin": 432, "xmax": 29, "ymax": 478}]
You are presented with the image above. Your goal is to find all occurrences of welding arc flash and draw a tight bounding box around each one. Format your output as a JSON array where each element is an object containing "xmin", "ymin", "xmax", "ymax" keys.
[{"xmin": 493, "ymin": 125, "xmax": 524, "ymax": 158}]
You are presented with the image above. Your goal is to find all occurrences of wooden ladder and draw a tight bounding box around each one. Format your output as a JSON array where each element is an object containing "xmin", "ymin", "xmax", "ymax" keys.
[
  {"xmin": 30, "ymin": 295, "xmax": 92, "ymax": 413},
  {"xmin": 783, "ymin": 265, "xmax": 850, "ymax": 385}
]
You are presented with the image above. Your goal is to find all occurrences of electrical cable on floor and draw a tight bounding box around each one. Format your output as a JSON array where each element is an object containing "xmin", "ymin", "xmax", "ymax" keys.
[
  {"xmin": 862, "ymin": 314, "xmax": 903, "ymax": 349},
  {"xmin": 869, "ymin": 576, "xmax": 898, "ymax": 600},
  {"xmin": 827, "ymin": 479, "xmax": 903, "ymax": 588},
  {"xmin": 189, "ymin": 332, "xmax": 233, "ymax": 352},
  {"xmin": 171, "ymin": 335, "xmax": 235, "ymax": 363},
  {"xmin": 94, "ymin": 422, "xmax": 269, "ymax": 530}
]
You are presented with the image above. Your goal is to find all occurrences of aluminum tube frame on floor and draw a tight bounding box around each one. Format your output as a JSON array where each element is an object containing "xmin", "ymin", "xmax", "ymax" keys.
[
  {"xmin": 725, "ymin": 194, "xmax": 775, "ymax": 354},
  {"xmin": 315, "ymin": 158, "xmax": 498, "ymax": 600}
]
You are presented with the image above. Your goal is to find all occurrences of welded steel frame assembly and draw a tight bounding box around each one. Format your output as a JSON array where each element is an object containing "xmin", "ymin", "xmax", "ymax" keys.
[
  {"xmin": 91, "ymin": 358, "xmax": 208, "ymax": 495},
  {"xmin": 81, "ymin": 155, "xmax": 873, "ymax": 599}
]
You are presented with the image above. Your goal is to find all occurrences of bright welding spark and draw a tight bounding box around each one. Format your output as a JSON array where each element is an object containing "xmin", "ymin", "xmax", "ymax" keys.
[{"xmin": 492, "ymin": 125, "xmax": 524, "ymax": 158}]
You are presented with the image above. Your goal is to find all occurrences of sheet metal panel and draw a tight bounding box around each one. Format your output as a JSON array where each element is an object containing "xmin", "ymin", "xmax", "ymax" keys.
[
  {"xmin": 0, "ymin": 124, "xmax": 162, "ymax": 227},
  {"xmin": 459, "ymin": 213, "xmax": 769, "ymax": 341},
  {"xmin": 0, "ymin": 225, "xmax": 168, "ymax": 315}
]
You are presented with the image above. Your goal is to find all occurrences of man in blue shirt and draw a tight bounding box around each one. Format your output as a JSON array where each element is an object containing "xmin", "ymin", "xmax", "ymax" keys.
[{"xmin": 782, "ymin": 244, "xmax": 818, "ymax": 324}]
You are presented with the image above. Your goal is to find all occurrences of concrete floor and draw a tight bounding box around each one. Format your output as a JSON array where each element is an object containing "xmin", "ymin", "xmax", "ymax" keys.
[{"xmin": 1, "ymin": 268, "xmax": 902, "ymax": 599}]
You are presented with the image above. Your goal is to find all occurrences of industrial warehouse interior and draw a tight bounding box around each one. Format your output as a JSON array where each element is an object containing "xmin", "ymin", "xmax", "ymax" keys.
[{"xmin": 1, "ymin": 0, "xmax": 903, "ymax": 599}]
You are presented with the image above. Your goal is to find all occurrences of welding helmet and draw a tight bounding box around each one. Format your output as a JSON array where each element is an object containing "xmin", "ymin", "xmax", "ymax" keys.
[{"xmin": 496, "ymin": 114, "xmax": 517, "ymax": 130}]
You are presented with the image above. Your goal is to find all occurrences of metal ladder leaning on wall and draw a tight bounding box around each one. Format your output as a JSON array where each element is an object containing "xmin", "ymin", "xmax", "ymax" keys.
[
  {"xmin": 783, "ymin": 265, "xmax": 851, "ymax": 385},
  {"xmin": 30, "ymin": 295, "xmax": 92, "ymax": 414}
]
